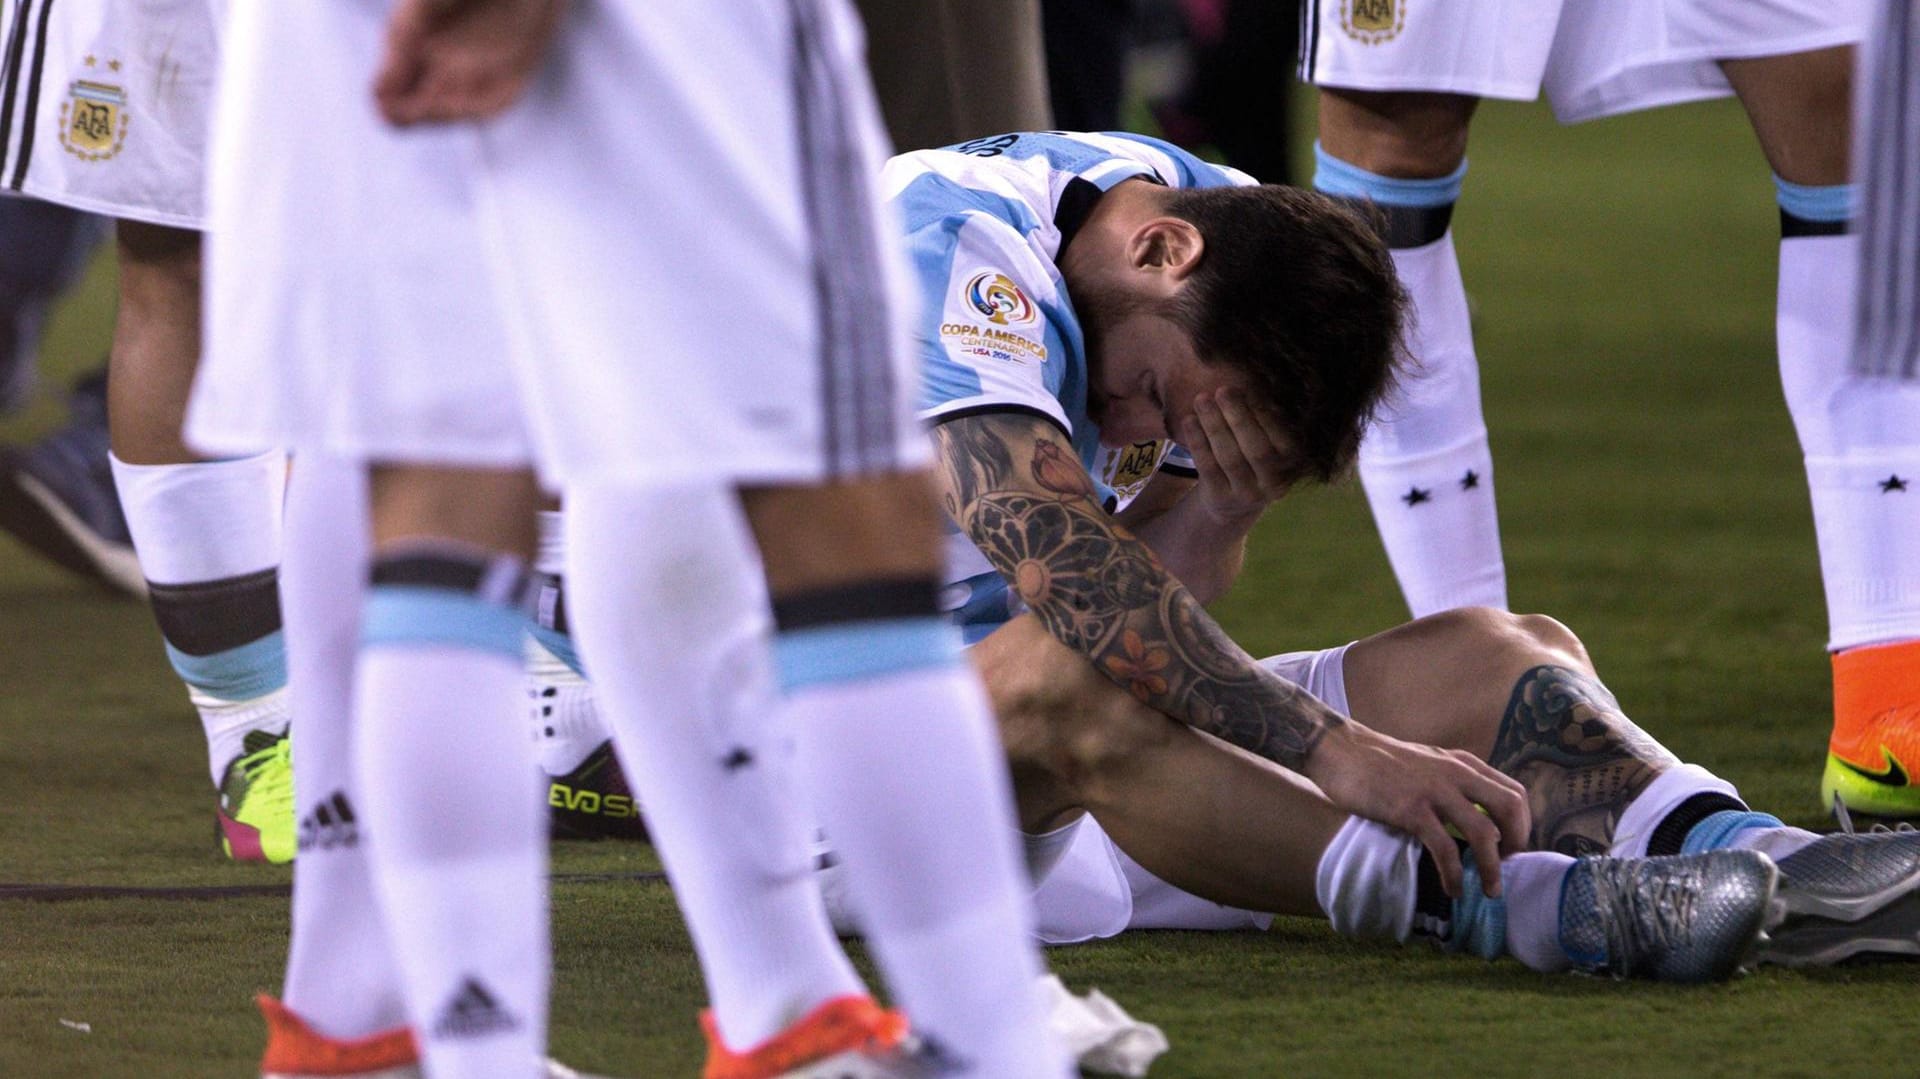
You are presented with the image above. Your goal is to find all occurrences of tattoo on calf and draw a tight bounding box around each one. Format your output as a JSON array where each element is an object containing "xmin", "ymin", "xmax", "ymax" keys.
[
  {"xmin": 1489, "ymin": 665, "xmax": 1680, "ymax": 856},
  {"xmin": 934, "ymin": 416, "xmax": 1342, "ymax": 771}
]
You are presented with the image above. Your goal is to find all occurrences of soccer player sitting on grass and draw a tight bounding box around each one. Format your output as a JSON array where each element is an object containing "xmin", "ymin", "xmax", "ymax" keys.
[
  {"xmin": 853, "ymin": 129, "xmax": 1920, "ymax": 974},
  {"xmin": 542, "ymin": 129, "xmax": 1920, "ymax": 979}
]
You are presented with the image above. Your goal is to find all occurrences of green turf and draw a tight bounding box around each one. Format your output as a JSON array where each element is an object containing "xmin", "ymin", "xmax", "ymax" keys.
[{"xmin": 3, "ymin": 98, "xmax": 1918, "ymax": 1077}]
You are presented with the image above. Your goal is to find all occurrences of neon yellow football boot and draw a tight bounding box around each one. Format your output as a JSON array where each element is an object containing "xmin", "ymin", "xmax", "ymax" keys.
[{"xmin": 217, "ymin": 728, "xmax": 296, "ymax": 863}]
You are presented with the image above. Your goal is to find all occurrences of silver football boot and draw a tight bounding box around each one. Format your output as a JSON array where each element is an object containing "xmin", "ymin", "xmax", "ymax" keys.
[
  {"xmin": 1758, "ymin": 828, "xmax": 1920, "ymax": 966},
  {"xmin": 1558, "ymin": 850, "xmax": 1778, "ymax": 982}
]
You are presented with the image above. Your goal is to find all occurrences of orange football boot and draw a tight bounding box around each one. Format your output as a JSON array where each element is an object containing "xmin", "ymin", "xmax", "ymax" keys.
[
  {"xmin": 1823, "ymin": 639, "xmax": 1920, "ymax": 820},
  {"xmin": 702, "ymin": 995, "xmax": 913, "ymax": 1079},
  {"xmin": 258, "ymin": 995, "xmax": 420, "ymax": 1079}
]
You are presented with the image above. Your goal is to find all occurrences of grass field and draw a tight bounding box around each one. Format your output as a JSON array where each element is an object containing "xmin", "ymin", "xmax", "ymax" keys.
[{"xmin": 3, "ymin": 98, "xmax": 1918, "ymax": 1078}]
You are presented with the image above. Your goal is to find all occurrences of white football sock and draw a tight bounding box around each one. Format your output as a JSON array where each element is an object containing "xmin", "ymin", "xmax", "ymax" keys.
[
  {"xmin": 526, "ymin": 508, "xmax": 609, "ymax": 775},
  {"xmin": 1313, "ymin": 818, "xmax": 1576, "ymax": 972},
  {"xmin": 110, "ymin": 451, "xmax": 285, "ymax": 582},
  {"xmin": 1357, "ymin": 233, "xmax": 1508, "ymax": 617},
  {"xmin": 564, "ymin": 481, "xmax": 862, "ymax": 1049},
  {"xmin": 535, "ymin": 508, "xmax": 566, "ymax": 579},
  {"xmin": 357, "ymin": 564, "xmax": 546, "ymax": 1079},
  {"xmin": 1778, "ymin": 233, "xmax": 1920, "ymax": 649},
  {"xmin": 1314, "ymin": 817, "xmax": 1421, "ymax": 942},
  {"xmin": 277, "ymin": 453, "xmax": 407, "ymax": 1038},
  {"xmin": 1498, "ymin": 851, "xmax": 1576, "ymax": 973},
  {"xmin": 1607, "ymin": 765, "xmax": 1742, "ymax": 859},
  {"xmin": 783, "ymin": 654, "xmax": 1068, "ymax": 1077},
  {"xmin": 111, "ymin": 451, "xmax": 290, "ymax": 785},
  {"xmin": 525, "ymin": 633, "xmax": 606, "ymax": 776},
  {"xmin": 1726, "ymin": 825, "xmax": 1822, "ymax": 862}
]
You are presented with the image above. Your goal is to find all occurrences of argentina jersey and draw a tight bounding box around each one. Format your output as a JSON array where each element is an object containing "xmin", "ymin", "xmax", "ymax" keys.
[{"xmin": 880, "ymin": 132, "xmax": 1251, "ymax": 641}]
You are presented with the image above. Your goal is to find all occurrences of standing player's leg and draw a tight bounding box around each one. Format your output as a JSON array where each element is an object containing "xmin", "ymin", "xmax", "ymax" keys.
[
  {"xmin": 352, "ymin": 464, "xmax": 548, "ymax": 1079},
  {"xmin": 264, "ymin": 452, "xmax": 413, "ymax": 1063},
  {"xmin": 105, "ymin": 222, "xmax": 296, "ymax": 861},
  {"xmin": 525, "ymin": 505, "xmax": 634, "ymax": 842},
  {"xmin": 197, "ymin": 2, "xmax": 561, "ymax": 1072},
  {"xmin": 736, "ymin": 474, "xmax": 1068, "ymax": 1073},
  {"xmin": 462, "ymin": 0, "xmax": 1063, "ymax": 1067},
  {"xmin": 1719, "ymin": 45, "xmax": 1920, "ymax": 818},
  {"xmin": 1315, "ymin": 89, "xmax": 1508, "ymax": 617},
  {"xmin": 565, "ymin": 481, "xmax": 885, "ymax": 1064}
]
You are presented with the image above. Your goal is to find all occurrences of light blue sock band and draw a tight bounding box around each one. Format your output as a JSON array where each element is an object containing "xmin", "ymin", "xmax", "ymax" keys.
[
  {"xmin": 1773, "ymin": 175, "xmax": 1855, "ymax": 222},
  {"xmin": 1313, "ymin": 141, "xmax": 1467, "ymax": 208},
  {"xmin": 773, "ymin": 616, "xmax": 963, "ymax": 691},
  {"xmin": 528, "ymin": 623, "xmax": 585, "ymax": 676},
  {"xmin": 1681, "ymin": 809, "xmax": 1784, "ymax": 855},
  {"xmin": 363, "ymin": 586, "xmax": 527, "ymax": 658},
  {"xmin": 1448, "ymin": 860, "xmax": 1508, "ymax": 961},
  {"xmin": 165, "ymin": 631, "xmax": 288, "ymax": 701}
]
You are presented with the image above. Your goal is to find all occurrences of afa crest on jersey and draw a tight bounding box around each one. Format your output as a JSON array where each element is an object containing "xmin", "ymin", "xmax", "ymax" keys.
[
  {"xmin": 1098, "ymin": 440, "xmax": 1170, "ymax": 507},
  {"xmin": 964, "ymin": 271, "xmax": 1037, "ymax": 326},
  {"xmin": 1341, "ymin": 0, "xmax": 1405, "ymax": 44},
  {"xmin": 59, "ymin": 59, "xmax": 128, "ymax": 162}
]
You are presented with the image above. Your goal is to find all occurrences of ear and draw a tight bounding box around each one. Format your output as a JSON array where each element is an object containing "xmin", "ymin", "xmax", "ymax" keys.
[{"xmin": 1128, "ymin": 217, "xmax": 1205, "ymax": 284}]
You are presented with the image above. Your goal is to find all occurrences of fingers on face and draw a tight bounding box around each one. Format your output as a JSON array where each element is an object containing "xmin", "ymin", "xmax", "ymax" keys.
[
  {"xmin": 1194, "ymin": 395, "xmax": 1256, "ymax": 489},
  {"xmin": 1211, "ymin": 390, "xmax": 1294, "ymax": 498}
]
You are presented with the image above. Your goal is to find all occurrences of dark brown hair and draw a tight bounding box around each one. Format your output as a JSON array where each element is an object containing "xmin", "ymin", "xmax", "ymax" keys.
[{"xmin": 1161, "ymin": 184, "xmax": 1409, "ymax": 482}]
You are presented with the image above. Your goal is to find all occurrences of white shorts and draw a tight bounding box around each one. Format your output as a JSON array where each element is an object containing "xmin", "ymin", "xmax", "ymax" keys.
[
  {"xmin": 467, "ymin": 0, "xmax": 930, "ymax": 487},
  {"xmin": 0, "ymin": 0, "xmax": 215, "ymax": 228},
  {"xmin": 1028, "ymin": 643, "xmax": 1354, "ymax": 945},
  {"xmin": 1300, "ymin": 0, "xmax": 1869, "ymax": 124},
  {"xmin": 193, "ymin": 0, "xmax": 928, "ymax": 485},
  {"xmin": 186, "ymin": 2, "xmax": 532, "ymax": 467}
]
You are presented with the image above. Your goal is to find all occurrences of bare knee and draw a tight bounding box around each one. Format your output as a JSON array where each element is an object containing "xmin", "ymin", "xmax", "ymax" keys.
[
  {"xmin": 1345, "ymin": 608, "xmax": 1597, "ymax": 759},
  {"xmin": 1417, "ymin": 606, "xmax": 1590, "ymax": 670},
  {"xmin": 1050, "ymin": 700, "xmax": 1178, "ymax": 811},
  {"xmin": 989, "ymin": 658, "xmax": 1175, "ymax": 831},
  {"xmin": 1508, "ymin": 611, "xmax": 1587, "ymax": 664},
  {"xmin": 1317, "ymin": 88, "xmax": 1478, "ymax": 178}
]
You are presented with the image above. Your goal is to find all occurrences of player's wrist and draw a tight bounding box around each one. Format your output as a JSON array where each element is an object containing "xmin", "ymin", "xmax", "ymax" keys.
[{"xmin": 1298, "ymin": 717, "xmax": 1378, "ymax": 788}]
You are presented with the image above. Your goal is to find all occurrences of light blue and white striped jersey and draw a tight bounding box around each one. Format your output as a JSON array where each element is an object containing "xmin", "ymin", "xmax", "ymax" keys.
[{"xmin": 881, "ymin": 131, "xmax": 1255, "ymax": 641}]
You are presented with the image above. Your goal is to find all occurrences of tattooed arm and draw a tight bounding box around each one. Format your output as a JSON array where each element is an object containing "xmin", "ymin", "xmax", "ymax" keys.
[
  {"xmin": 934, "ymin": 410, "xmax": 1344, "ymax": 770},
  {"xmin": 938, "ymin": 410, "xmax": 1532, "ymax": 894}
]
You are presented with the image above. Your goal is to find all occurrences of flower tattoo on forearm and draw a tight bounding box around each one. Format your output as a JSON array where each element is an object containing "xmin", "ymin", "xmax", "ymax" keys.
[{"xmin": 933, "ymin": 413, "xmax": 1341, "ymax": 771}]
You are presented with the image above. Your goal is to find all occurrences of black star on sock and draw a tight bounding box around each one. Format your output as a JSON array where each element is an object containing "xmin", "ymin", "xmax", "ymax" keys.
[
  {"xmin": 1459, "ymin": 469, "xmax": 1480, "ymax": 491},
  {"xmin": 1402, "ymin": 486, "xmax": 1432, "ymax": 506},
  {"xmin": 720, "ymin": 746, "xmax": 755, "ymax": 771},
  {"xmin": 1881, "ymin": 474, "xmax": 1909, "ymax": 493}
]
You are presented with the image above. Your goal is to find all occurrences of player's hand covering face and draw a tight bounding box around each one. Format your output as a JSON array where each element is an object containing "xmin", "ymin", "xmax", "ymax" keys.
[
  {"xmin": 375, "ymin": 0, "xmax": 569, "ymax": 126},
  {"xmin": 1183, "ymin": 387, "xmax": 1302, "ymax": 525}
]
